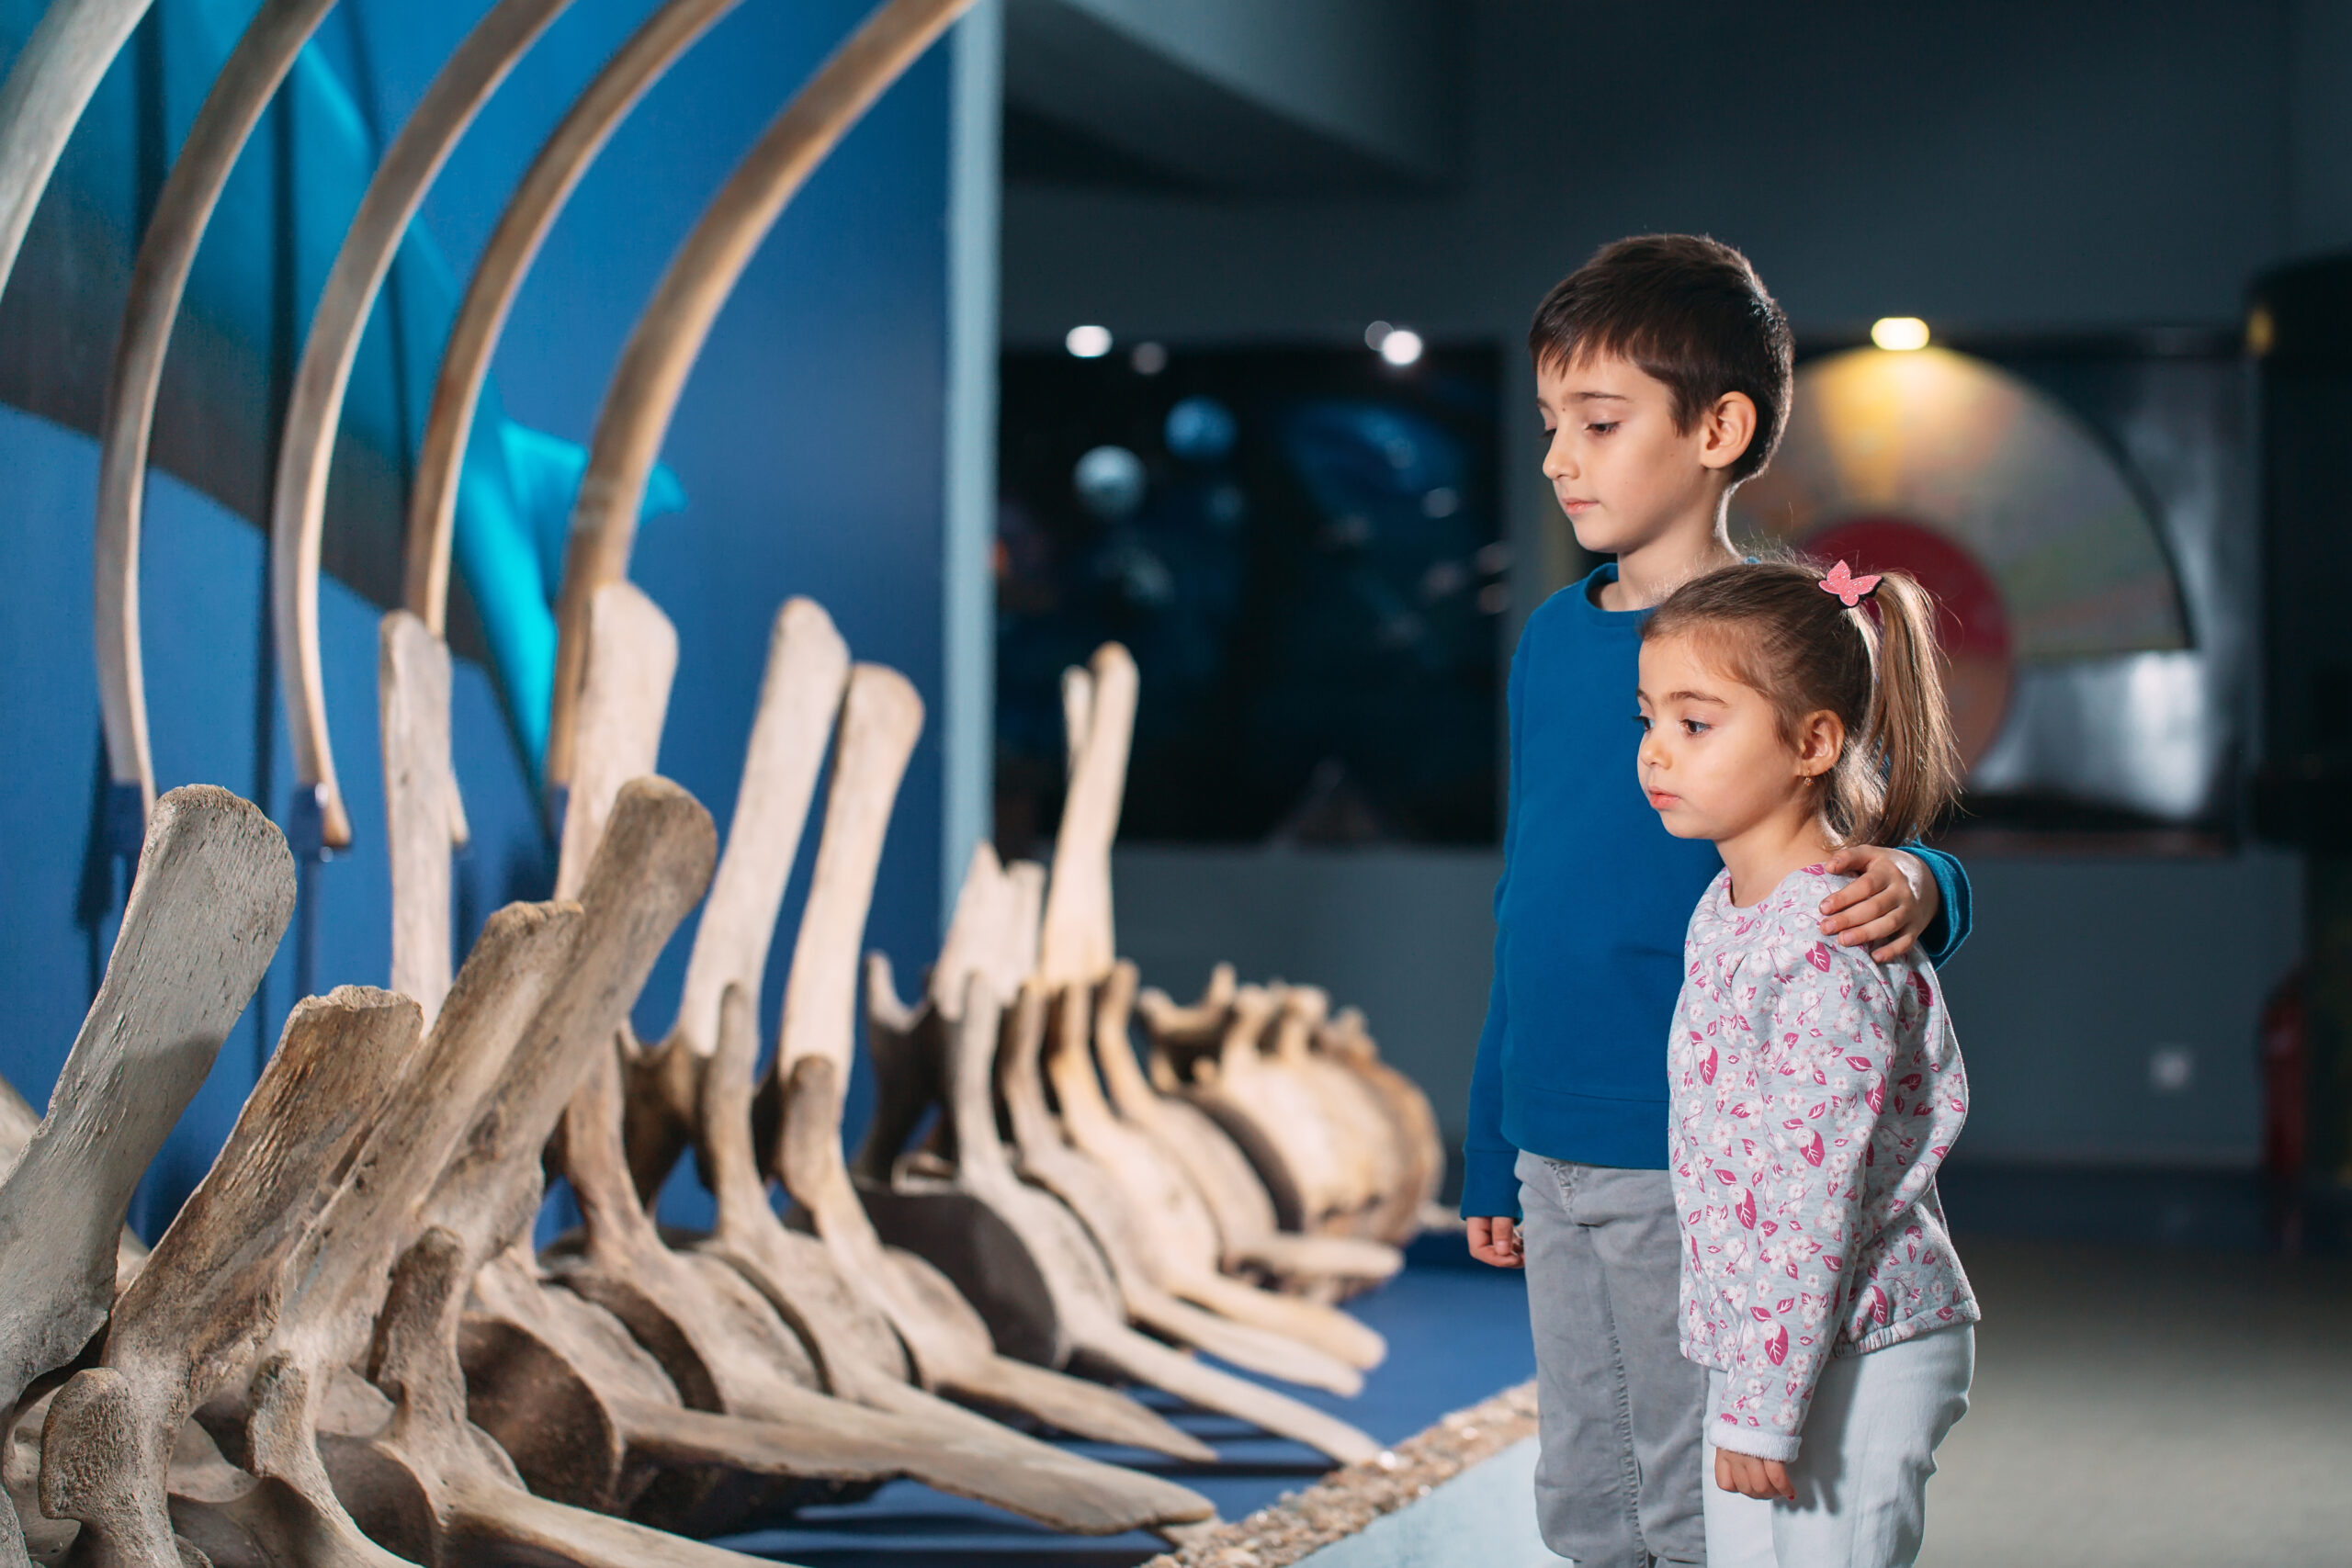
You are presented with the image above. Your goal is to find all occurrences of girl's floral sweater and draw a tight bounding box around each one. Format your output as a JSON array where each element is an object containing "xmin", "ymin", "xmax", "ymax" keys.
[{"xmin": 1668, "ymin": 863, "xmax": 1978, "ymax": 1462}]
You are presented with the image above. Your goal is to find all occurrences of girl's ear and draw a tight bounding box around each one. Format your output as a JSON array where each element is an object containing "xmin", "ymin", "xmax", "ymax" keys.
[
  {"xmin": 1797, "ymin": 709, "xmax": 1845, "ymax": 780},
  {"xmin": 1697, "ymin": 390, "xmax": 1759, "ymax": 472}
]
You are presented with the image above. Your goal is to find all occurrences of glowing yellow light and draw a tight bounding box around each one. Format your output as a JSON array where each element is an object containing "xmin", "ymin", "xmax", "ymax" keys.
[
  {"xmin": 2246, "ymin": 304, "xmax": 2275, "ymax": 357},
  {"xmin": 1871, "ymin": 317, "xmax": 1930, "ymax": 352}
]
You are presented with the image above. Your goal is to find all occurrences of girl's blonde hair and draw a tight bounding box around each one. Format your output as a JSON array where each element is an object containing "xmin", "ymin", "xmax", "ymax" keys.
[{"xmin": 1641, "ymin": 559, "xmax": 1962, "ymax": 846}]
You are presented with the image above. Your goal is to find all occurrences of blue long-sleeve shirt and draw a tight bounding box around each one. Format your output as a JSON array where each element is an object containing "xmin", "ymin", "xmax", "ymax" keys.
[{"xmin": 1460, "ymin": 565, "xmax": 1971, "ymax": 1220}]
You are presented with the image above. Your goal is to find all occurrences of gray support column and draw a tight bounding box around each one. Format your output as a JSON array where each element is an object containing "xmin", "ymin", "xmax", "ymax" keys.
[{"xmin": 943, "ymin": 0, "xmax": 1002, "ymax": 925}]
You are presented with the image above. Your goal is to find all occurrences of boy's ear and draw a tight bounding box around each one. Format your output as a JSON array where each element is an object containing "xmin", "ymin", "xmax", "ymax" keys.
[{"xmin": 1696, "ymin": 391, "xmax": 1759, "ymax": 472}]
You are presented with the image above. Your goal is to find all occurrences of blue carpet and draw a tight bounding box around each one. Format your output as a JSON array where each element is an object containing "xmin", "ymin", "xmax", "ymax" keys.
[{"xmin": 715, "ymin": 1244, "xmax": 1533, "ymax": 1567}]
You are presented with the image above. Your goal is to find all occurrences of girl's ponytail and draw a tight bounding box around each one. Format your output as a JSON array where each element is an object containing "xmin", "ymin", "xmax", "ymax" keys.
[{"xmin": 1860, "ymin": 572, "xmax": 1962, "ymax": 848}]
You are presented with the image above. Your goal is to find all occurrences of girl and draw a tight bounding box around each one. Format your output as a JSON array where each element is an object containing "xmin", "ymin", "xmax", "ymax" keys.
[{"xmin": 1634, "ymin": 559, "xmax": 1978, "ymax": 1568}]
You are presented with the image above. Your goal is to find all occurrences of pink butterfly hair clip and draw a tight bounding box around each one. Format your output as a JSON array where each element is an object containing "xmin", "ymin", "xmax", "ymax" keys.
[{"xmin": 1819, "ymin": 558, "xmax": 1883, "ymax": 608}]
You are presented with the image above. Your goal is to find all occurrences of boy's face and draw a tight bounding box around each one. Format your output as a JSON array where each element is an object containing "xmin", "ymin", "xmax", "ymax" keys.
[
  {"xmin": 1635, "ymin": 631, "xmax": 1833, "ymax": 844},
  {"xmin": 1536, "ymin": 352, "xmax": 1744, "ymax": 557}
]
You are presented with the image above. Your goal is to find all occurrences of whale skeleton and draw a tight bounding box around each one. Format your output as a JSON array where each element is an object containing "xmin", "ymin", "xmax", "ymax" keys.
[{"xmin": 0, "ymin": 0, "xmax": 1458, "ymax": 1558}]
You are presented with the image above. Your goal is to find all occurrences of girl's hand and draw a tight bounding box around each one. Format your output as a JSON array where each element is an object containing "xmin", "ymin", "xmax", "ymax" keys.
[
  {"xmin": 1465, "ymin": 1216, "xmax": 1524, "ymax": 1269},
  {"xmin": 1819, "ymin": 845, "xmax": 1939, "ymax": 961},
  {"xmin": 1716, "ymin": 1446, "xmax": 1796, "ymax": 1502}
]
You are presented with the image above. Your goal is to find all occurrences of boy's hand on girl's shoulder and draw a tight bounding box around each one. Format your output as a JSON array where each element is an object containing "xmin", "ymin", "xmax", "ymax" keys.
[
  {"xmin": 1818, "ymin": 845, "xmax": 1939, "ymax": 962},
  {"xmin": 1466, "ymin": 1216, "xmax": 1524, "ymax": 1269},
  {"xmin": 1715, "ymin": 1447, "xmax": 1796, "ymax": 1503}
]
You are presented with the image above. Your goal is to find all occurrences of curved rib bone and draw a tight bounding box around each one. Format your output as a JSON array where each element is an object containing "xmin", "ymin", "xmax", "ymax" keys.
[
  {"xmin": 405, "ymin": 0, "xmax": 748, "ymax": 626},
  {"xmin": 544, "ymin": 0, "xmax": 973, "ymax": 790},
  {"xmin": 92, "ymin": 0, "xmax": 338, "ymax": 826},
  {"xmin": 0, "ymin": 0, "xmax": 151, "ymax": 299},
  {"xmin": 273, "ymin": 0, "xmax": 575, "ymax": 853}
]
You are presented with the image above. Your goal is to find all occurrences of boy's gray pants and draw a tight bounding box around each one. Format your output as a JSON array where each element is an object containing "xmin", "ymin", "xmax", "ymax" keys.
[{"xmin": 1517, "ymin": 1149, "xmax": 1706, "ymax": 1567}]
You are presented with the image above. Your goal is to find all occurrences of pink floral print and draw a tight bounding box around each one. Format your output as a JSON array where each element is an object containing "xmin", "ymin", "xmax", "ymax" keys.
[{"xmin": 1669, "ymin": 865, "xmax": 1978, "ymax": 1462}]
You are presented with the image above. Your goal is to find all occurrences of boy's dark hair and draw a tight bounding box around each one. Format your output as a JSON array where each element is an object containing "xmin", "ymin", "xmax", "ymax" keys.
[{"xmin": 1528, "ymin": 234, "xmax": 1793, "ymax": 484}]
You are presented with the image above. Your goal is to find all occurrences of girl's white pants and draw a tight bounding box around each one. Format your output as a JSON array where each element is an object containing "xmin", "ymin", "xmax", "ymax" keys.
[{"xmin": 1703, "ymin": 1324, "xmax": 1974, "ymax": 1568}]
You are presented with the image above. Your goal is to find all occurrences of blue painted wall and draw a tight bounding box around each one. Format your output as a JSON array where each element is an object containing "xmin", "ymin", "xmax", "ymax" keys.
[{"xmin": 0, "ymin": 0, "xmax": 954, "ymax": 1235}]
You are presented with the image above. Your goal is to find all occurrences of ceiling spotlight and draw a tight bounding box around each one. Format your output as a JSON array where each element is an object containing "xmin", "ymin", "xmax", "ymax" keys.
[
  {"xmin": 1871, "ymin": 316, "xmax": 1930, "ymax": 352},
  {"xmin": 1379, "ymin": 327, "xmax": 1425, "ymax": 367},
  {"xmin": 1066, "ymin": 324, "xmax": 1113, "ymax": 358}
]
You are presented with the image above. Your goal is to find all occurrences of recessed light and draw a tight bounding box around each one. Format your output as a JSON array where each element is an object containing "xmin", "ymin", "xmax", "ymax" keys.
[
  {"xmin": 1380, "ymin": 328, "xmax": 1424, "ymax": 367},
  {"xmin": 1871, "ymin": 317, "xmax": 1930, "ymax": 352}
]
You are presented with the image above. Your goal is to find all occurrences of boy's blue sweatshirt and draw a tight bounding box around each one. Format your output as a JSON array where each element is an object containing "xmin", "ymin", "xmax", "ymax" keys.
[{"xmin": 1461, "ymin": 565, "xmax": 1972, "ymax": 1220}]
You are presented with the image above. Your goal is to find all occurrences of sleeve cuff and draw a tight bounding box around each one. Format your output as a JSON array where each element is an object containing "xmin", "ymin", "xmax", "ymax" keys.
[
  {"xmin": 1705, "ymin": 1390, "xmax": 1804, "ymax": 1463},
  {"xmin": 1458, "ymin": 1145, "xmax": 1523, "ymax": 1222},
  {"xmin": 1909, "ymin": 843, "xmax": 1971, "ymax": 965}
]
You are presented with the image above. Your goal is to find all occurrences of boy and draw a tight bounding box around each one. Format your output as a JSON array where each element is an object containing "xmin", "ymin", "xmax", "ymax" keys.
[{"xmin": 1463, "ymin": 235, "xmax": 1970, "ymax": 1568}]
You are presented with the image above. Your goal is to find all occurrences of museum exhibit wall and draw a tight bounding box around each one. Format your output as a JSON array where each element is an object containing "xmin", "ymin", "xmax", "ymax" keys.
[
  {"xmin": 0, "ymin": 0, "xmax": 964, "ymax": 1235},
  {"xmin": 1000, "ymin": 0, "xmax": 2345, "ymax": 1175}
]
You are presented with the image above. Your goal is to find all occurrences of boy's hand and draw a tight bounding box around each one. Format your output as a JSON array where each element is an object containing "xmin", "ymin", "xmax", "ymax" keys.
[
  {"xmin": 1715, "ymin": 1446, "xmax": 1795, "ymax": 1502},
  {"xmin": 1466, "ymin": 1216, "xmax": 1524, "ymax": 1269},
  {"xmin": 1819, "ymin": 845, "xmax": 1939, "ymax": 961}
]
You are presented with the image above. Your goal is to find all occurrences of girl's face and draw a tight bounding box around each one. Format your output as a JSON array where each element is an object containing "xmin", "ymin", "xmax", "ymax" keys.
[{"xmin": 1635, "ymin": 631, "xmax": 1838, "ymax": 843}]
